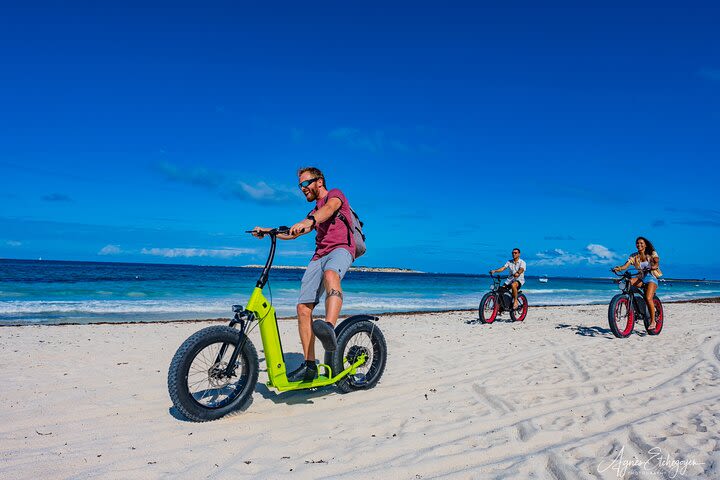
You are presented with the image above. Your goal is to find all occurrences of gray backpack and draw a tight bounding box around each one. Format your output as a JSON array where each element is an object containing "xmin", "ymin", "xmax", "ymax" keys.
[{"xmin": 338, "ymin": 208, "xmax": 366, "ymax": 258}]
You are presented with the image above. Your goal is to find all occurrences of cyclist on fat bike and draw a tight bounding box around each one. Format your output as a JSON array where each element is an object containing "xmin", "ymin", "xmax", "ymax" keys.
[
  {"xmin": 489, "ymin": 248, "xmax": 526, "ymax": 309},
  {"xmin": 612, "ymin": 236, "xmax": 662, "ymax": 330},
  {"xmin": 253, "ymin": 167, "xmax": 356, "ymax": 382}
]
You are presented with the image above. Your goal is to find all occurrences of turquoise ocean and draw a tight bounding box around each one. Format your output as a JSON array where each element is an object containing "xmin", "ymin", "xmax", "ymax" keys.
[{"xmin": 1, "ymin": 259, "xmax": 718, "ymax": 325}]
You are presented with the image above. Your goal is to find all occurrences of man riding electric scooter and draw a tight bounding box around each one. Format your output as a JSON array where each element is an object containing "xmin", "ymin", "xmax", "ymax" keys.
[{"xmin": 253, "ymin": 167, "xmax": 356, "ymax": 382}]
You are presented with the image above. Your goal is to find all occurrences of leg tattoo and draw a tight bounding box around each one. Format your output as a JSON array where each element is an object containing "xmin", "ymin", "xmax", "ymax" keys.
[{"xmin": 327, "ymin": 289, "xmax": 344, "ymax": 300}]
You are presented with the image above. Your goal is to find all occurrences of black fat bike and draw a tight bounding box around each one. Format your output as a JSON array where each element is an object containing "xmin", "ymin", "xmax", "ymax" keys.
[
  {"xmin": 478, "ymin": 274, "xmax": 528, "ymax": 323},
  {"xmin": 608, "ymin": 269, "xmax": 664, "ymax": 338}
]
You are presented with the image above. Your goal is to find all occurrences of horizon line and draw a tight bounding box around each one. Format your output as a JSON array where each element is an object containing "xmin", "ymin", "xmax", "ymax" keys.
[{"xmin": 1, "ymin": 257, "xmax": 719, "ymax": 282}]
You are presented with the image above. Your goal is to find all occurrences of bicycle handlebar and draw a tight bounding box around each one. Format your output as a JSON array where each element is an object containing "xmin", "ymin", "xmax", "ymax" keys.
[{"xmin": 611, "ymin": 268, "xmax": 649, "ymax": 278}]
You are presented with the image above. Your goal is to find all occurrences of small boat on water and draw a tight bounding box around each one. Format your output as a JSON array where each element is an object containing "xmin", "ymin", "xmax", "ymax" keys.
[{"xmin": 539, "ymin": 275, "xmax": 549, "ymax": 283}]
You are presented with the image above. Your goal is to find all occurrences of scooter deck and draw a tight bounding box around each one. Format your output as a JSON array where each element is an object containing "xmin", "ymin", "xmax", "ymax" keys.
[{"xmin": 267, "ymin": 354, "xmax": 367, "ymax": 392}]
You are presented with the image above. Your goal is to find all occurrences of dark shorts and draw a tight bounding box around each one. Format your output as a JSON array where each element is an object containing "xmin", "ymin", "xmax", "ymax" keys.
[{"xmin": 502, "ymin": 279, "xmax": 523, "ymax": 290}]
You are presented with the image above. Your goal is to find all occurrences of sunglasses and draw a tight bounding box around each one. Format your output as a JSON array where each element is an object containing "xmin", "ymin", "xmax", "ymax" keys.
[
  {"xmin": 298, "ymin": 178, "xmax": 320, "ymax": 189},
  {"xmin": 512, "ymin": 251, "xmax": 520, "ymax": 254}
]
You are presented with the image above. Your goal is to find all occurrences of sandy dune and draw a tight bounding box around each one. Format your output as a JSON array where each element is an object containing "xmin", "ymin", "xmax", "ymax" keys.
[{"xmin": 1, "ymin": 302, "xmax": 718, "ymax": 479}]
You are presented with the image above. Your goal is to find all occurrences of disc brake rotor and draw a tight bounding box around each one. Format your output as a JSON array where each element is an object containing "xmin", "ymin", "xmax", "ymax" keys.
[{"xmin": 207, "ymin": 362, "xmax": 231, "ymax": 388}]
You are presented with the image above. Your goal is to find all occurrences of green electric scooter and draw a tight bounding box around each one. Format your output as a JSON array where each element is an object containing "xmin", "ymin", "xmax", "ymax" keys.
[{"xmin": 167, "ymin": 227, "xmax": 387, "ymax": 422}]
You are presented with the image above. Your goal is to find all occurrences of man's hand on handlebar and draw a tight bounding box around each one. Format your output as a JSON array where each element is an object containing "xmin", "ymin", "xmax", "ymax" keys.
[
  {"xmin": 251, "ymin": 227, "xmax": 271, "ymax": 239},
  {"xmin": 290, "ymin": 219, "xmax": 312, "ymax": 237}
]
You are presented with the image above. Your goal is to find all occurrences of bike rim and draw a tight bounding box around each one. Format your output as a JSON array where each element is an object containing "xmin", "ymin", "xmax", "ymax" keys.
[
  {"xmin": 652, "ymin": 298, "xmax": 663, "ymax": 331},
  {"xmin": 515, "ymin": 296, "xmax": 527, "ymax": 320},
  {"xmin": 614, "ymin": 298, "xmax": 633, "ymax": 336},
  {"xmin": 187, "ymin": 341, "xmax": 249, "ymax": 409},
  {"xmin": 343, "ymin": 330, "xmax": 380, "ymax": 384},
  {"xmin": 482, "ymin": 296, "xmax": 497, "ymax": 319}
]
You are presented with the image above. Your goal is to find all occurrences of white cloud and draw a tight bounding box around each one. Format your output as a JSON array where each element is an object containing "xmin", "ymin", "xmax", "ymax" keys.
[
  {"xmin": 6, "ymin": 240, "xmax": 22, "ymax": 247},
  {"xmin": 157, "ymin": 161, "xmax": 302, "ymax": 204},
  {"xmin": 586, "ymin": 244, "xmax": 616, "ymax": 261},
  {"xmin": 530, "ymin": 244, "xmax": 618, "ymax": 267},
  {"xmin": 531, "ymin": 248, "xmax": 586, "ymax": 266},
  {"xmin": 141, "ymin": 247, "xmax": 257, "ymax": 258},
  {"xmin": 232, "ymin": 181, "xmax": 300, "ymax": 203},
  {"xmin": 99, "ymin": 244, "xmax": 122, "ymax": 255},
  {"xmin": 236, "ymin": 181, "xmax": 276, "ymax": 201}
]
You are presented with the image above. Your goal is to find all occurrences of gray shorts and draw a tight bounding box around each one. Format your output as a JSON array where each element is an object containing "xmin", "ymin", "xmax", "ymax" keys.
[{"xmin": 297, "ymin": 248, "xmax": 353, "ymax": 305}]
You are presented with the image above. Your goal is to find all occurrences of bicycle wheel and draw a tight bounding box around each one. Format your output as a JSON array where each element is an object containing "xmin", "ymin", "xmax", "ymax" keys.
[
  {"xmin": 608, "ymin": 295, "xmax": 634, "ymax": 338},
  {"xmin": 644, "ymin": 296, "xmax": 664, "ymax": 335},
  {"xmin": 167, "ymin": 326, "xmax": 259, "ymax": 422},
  {"xmin": 332, "ymin": 320, "xmax": 387, "ymax": 394},
  {"xmin": 510, "ymin": 293, "xmax": 528, "ymax": 321},
  {"xmin": 479, "ymin": 292, "xmax": 499, "ymax": 323}
]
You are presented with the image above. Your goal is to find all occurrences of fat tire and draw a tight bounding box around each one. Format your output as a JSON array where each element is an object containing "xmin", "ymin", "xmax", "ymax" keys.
[
  {"xmin": 479, "ymin": 292, "xmax": 498, "ymax": 324},
  {"xmin": 167, "ymin": 326, "xmax": 258, "ymax": 422},
  {"xmin": 644, "ymin": 296, "xmax": 664, "ymax": 335},
  {"xmin": 331, "ymin": 320, "xmax": 387, "ymax": 394},
  {"xmin": 510, "ymin": 293, "xmax": 528, "ymax": 322},
  {"xmin": 608, "ymin": 294, "xmax": 634, "ymax": 338}
]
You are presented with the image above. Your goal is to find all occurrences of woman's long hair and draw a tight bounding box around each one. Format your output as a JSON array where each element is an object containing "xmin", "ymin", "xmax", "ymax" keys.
[{"xmin": 636, "ymin": 236, "xmax": 657, "ymax": 257}]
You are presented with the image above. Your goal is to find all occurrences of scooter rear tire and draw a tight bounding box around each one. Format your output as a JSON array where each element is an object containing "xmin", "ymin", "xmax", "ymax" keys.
[{"xmin": 331, "ymin": 320, "xmax": 387, "ymax": 394}]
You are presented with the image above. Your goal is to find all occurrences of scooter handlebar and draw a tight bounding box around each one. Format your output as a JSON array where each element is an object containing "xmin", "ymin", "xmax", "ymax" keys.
[{"xmin": 246, "ymin": 226, "xmax": 291, "ymax": 236}]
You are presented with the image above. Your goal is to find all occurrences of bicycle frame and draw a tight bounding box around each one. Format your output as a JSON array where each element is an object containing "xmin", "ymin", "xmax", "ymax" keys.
[
  {"xmin": 614, "ymin": 270, "xmax": 651, "ymax": 319},
  {"xmin": 490, "ymin": 274, "xmax": 521, "ymax": 307},
  {"xmin": 224, "ymin": 228, "xmax": 367, "ymax": 392}
]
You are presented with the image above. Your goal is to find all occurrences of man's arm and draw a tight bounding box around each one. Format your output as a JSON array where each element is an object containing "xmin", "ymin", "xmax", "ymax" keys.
[
  {"xmin": 290, "ymin": 197, "xmax": 343, "ymax": 236},
  {"xmin": 490, "ymin": 265, "xmax": 508, "ymax": 274}
]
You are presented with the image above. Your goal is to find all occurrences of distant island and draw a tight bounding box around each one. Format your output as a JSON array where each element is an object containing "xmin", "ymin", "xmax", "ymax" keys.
[{"xmin": 242, "ymin": 265, "xmax": 423, "ymax": 274}]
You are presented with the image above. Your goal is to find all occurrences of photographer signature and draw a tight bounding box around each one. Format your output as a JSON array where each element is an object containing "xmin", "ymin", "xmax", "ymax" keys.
[{"xmin": 598, "ymin": 446, "xmax": 705, "ymax": 478}]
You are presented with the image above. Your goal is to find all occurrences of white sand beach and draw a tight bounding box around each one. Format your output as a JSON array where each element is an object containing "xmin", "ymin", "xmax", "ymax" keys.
[{"xmin": 1, "ymin": 302, "xmax": 718, "ymax": 479}]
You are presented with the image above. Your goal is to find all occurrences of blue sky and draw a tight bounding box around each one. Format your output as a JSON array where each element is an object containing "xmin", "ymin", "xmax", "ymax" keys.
[{"xmin": 1, "ymin": 2, "xmax": 719, "ymax": 278}]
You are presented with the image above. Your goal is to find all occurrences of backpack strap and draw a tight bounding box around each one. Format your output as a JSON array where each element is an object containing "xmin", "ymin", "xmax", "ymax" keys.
[{"xmin": 337, "ymin": 211, "xmax": 352, "ymax": 247}]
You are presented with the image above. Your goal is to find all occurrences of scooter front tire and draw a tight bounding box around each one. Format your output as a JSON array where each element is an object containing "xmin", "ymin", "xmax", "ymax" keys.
[{"xmin": 167, "ymin": 326, "xmax": 259, "ymax": 422}]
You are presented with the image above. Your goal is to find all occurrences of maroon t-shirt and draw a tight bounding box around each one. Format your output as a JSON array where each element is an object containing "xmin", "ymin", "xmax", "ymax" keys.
[{"xmin": 309, "ymin": 188, "xmax": 355, "ymax": 260}]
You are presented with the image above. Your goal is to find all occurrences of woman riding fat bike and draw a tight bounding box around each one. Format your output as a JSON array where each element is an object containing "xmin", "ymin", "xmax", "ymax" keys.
[
  {"xmin": 608, "ymin": 267, "xmax": 664, "ymax": 338},
  {"xmin": 612, "ymin": 236, "xmax": 663, "ymax": 332}
]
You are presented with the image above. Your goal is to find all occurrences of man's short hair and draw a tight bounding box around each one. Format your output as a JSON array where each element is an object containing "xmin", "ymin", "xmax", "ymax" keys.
[
  {"xmin": 298, "ymin": 167, "xmax": 325, "ymax": 184},
  {"xmin": 513, "ymin": 248, "xmax": 521, "ymax": 253}
]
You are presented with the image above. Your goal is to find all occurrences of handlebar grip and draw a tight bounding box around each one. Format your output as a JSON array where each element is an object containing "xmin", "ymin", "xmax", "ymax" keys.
[{"xmin": 246, "ymin": 226, "xmax": 291, "ymax": 234}]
